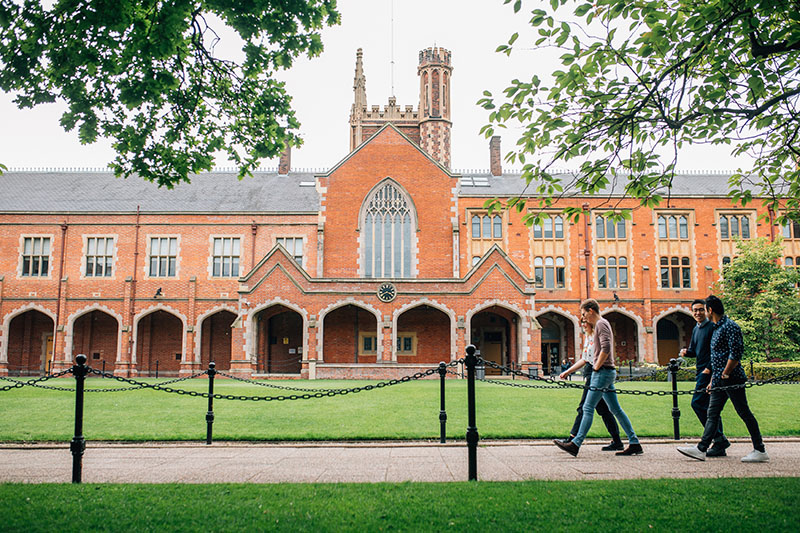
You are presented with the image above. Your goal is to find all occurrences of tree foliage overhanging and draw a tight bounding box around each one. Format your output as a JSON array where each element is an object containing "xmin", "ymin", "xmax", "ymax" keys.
[
  {"xmin": 0, "ymin": 0, "xmax": 340, "ymax": 187},
  {"xmin": 715, "ymin": 238, "xmax": 800, "ymax": 361},
  {"xmin": 479, "ymin": 0, "xmax": 800, "ymax": 225}
]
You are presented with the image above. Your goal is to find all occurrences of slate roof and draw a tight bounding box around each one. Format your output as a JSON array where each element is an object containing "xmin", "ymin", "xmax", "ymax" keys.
[
  {"xmin": 457, "ymin": 171, "xmax": 737, "ymax": 197},
  {"xmin": 0, "ymin": 171, "xmax": 320, "ymax": 213},
  {"xmin": 0, "ymin": 168, "xmax": 741, "ymax": 214}
]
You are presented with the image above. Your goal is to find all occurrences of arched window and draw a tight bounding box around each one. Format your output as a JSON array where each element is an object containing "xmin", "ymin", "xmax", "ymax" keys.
[
  {"xmin": 719, "ymin": 215, "xmax": 729, "ymax": 239},
  {"xmin": 679, "ymin": 216, "xmax": 688, "ymax": 239},
  {"xmin": 554, "ymin": 216, "xmax": 564, "ymax": 239},
  {"xmin": 596, "ymin": 216, "xmax": 605, "ymax": 239},
  {"xmin": 471, "ymin": 215, "xmax": 480, "ymax": 238},
  {"xmin": 658, "ymin": 216, "xmax": 667, "ymax": 239},
  {"xmin": 362, "ymin": 181, "xmax": 415, "ymax": 278},
  {"xmin": 492, "ymin": 215, "xmax": 502, "ymax": 239}
]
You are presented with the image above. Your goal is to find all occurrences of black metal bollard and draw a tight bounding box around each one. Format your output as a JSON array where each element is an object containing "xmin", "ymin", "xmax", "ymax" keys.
[
  {"xmin": 750, "ymin": 359, "xmax": 754, "ymax": 379},
  {"xmin": 102, "ymin": 360, "xmax": 106, "ymax": 377},
  {"xmin": 465, "ymin": 345, "xmax": 479, "ymax": 481},
  {"xmin": 155, "ymin": 360, "xmax": 159, "ymax": 379},
  {"xmin": 71, "ymin": 354, "xmax": 88, "ymax": 483},
  {"xmin": 438, "ymin": 362, "xmax": 447, "ymax": 443},
  {"xmin": 668, "ymin": 358, "xmax": 681, "ymax": 439},
  {"xmin": 206, "ymin": 362, "xmax": 216, "ymax": 445},
  {"xmin": 629, "ymin": 360, "xmax": 633, "ymax": 378}
]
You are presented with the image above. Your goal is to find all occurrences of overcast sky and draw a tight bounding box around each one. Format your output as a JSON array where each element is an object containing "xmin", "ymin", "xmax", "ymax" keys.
[{"xmin": 0, "ymin": 0, "xmax": 748, "ymax": 173}]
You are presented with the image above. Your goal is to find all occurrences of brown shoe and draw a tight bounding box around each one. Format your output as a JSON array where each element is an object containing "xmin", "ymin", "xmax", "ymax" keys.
[
  {"xmin": 615, "ymin": 443, "xmax": 643, "ymax": 456},
  {"xmin": 554, "ymin": 439, "xmax": 580, "ymax": 457}
]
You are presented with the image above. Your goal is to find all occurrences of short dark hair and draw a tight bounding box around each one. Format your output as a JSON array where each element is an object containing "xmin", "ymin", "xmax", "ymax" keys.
[
  {"xmin": 580, "ymin": 298, "xmax": 600, "ymax": 313},
  {"xmin": 705, "ymin": 295, "xmax": 724, "ymax": 315},
  {"xmin": 691, "ymin": 299, "xmax": 706, "ymax": 308}
]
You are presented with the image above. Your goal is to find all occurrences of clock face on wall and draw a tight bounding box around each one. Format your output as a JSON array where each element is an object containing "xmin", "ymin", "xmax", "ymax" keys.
[{"xmin": 377, "ymin": 283, "xmax": 397, "ymax": 302}]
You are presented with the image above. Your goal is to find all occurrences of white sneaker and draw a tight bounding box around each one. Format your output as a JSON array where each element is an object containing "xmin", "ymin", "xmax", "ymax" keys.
[
  {"xmin": 741, "ymin": 449, "xmax": 770, "ymax": 463},
  {"xmin": 677, "ymin": 445, "xmax": 706, "ymax": 461}
]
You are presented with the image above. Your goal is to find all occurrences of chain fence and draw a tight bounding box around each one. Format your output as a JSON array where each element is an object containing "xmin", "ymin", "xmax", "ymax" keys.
[
  {"xmin": 476, "ymin": 357, "xmax": 800, "ymax": 396},
  {"xmin": 77, "ymin": 359, "xmax": 464, "ymax": 402}
]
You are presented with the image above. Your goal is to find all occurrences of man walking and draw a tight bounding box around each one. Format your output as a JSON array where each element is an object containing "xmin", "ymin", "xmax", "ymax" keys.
[
  {"xmin": 677, "ymin": 295, "xmax": 769, "ymax": 462},
  {"xmin": 554, "ymin": 299, "xmax": 642, "ymax": 457},
  {"xmin": 680, "ymin": 299, "xmax": 730, "ymax": 456}
]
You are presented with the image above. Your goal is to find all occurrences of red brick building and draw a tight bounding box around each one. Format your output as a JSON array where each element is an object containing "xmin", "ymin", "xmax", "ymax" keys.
[{"xmin": 2, "ymin": 47, "xmax": 798, "ymax": 378}]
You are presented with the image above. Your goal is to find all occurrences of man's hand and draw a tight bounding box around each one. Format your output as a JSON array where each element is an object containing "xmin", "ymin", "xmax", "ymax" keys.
[
  {"xmin": 702, "ymin": 368, "xmax": 711, "ymax": 374},
  {"xmin": 679, "ymin": 348, "xmax": 687, "ymax": 357},
  {"xmin": 559, "ymin": 371, "xmax": 569, "ymax": 380}
]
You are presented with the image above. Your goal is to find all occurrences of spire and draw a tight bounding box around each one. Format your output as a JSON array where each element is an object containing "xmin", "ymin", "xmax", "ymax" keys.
[{"xmin": 352, "ymin": 48, "xmax": 366, "ymax": 117}]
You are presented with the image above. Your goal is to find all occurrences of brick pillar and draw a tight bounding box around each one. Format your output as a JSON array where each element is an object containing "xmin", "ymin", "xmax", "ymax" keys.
[
  {"xmin": 304, "ymin": 315, "xmax": 317, "ymax": 379},
  {"xmin": 51, "ymin": 277, "xmax": 70, "ymax": 372},
  {"xmin": 181, "ymin": 277, "xmax": 199, "ymax": 375},
  {"xmin": 0, "ymin": 275, "xmax": 6, "ymax": 375},
  {"xmin": 228, "ymin": 313, "xmax": 253, "ymax": 378},
  {"xmin": 382, "ymin": 314, "xmax": 393, "ymax": 362},
  {"xmin": 455, "ymin": 316, "xmax": 466, "ymax": 362},
  {"xmin": 116, "ymin": 277, "xmax": 134, "ymax": 376},
  {"xmin": 490, "ymin": 136, "xmax": 502, "ymax": 176},
  {"xmin": 642, "ymin": 266, "xmax": 655, "ymax": 363}
]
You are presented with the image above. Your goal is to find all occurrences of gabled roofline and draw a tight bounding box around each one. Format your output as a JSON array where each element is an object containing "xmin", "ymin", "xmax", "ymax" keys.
[
  {"xmin": 315, "ymin": 123, "xmax": 459, "ymax": 178},
  {"xmin": 462, "ymin": 243, "xmax": 534, "ymax": 286}
]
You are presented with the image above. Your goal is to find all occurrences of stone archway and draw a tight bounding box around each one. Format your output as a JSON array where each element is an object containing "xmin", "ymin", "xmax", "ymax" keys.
[
  {"xmin": 72, "ymin": 310, "xmax": 119, "ymax": 373},
  {"xmin": 253, "ymin": 304, "xmax": 303, "ymax": 374},
  {"xmin": 535, "ymin": 312, "xmax": 576, "ymax": 376},
  {"xmin": 655, "ymin": 311, "xmax": 695, "ymax": 365},
  {"xmin": 395, "ymin": 304, "xmax": 451, "ymax": 365},
  {"xmin": 604, "ymin": 311, "xmax": 639, "ymax": 363},
  {"xmin": 470, "ymin": 305, "xmax": 519, "ymax": 375},
  {"xmin": 6, "ymin": 310, "xmax": 54, "ymax": 375},
  {"xmin": 200, "ymin": 310, "xmax": 236, "ymax": 371},
  {"xmin": 136, "ymin": 310, "xmax": 183, "ymax": 376},
  {"xmin": 322, "ymin": 304, "xmax": 379, "ymax": 363}
]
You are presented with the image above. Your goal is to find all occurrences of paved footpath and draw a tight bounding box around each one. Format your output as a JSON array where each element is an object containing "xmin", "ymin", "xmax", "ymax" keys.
[{"xmin": 1, "ymin": 438, "xmax": 799, "ymax": 484}]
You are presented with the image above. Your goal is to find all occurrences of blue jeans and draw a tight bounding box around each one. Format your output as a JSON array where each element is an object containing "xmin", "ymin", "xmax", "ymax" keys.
[{"xmin": 572, "ymin": 368, "xmax": 639, "ymax": 447}]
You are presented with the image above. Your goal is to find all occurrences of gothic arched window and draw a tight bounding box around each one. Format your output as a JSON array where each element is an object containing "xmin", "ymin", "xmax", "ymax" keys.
[{"xmin": 362, "ymin": 180, "xmax": 416, "ymax": 278}]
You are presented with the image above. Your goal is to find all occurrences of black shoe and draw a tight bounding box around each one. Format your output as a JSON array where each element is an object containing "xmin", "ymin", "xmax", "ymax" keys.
[
  {"xmin": 707, "ymin": 439, "xmax": 731, "ymax": 457},
  {"xmin": 615, "ymin": 443, "xmax": 643, "ymax": 456},
  {"xmin": 555, "ymin": 437, "xmax": 574, "ymax": 445},
  {"xmin": 601, "ymin": 441, "xmax": 624, "ymax": 451},
  {"xmin": 554, "ymin": 439, "xmax": 580, "ymax": 457}
]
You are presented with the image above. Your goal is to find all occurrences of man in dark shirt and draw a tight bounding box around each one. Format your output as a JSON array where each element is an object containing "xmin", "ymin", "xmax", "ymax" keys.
[
  {"xmin": 677, "ymin": 295, "xmax": 769, "ymax": 463},
  {"xmin": 679, "ymin": 299, "xmax": 729, "ymax": 456}
]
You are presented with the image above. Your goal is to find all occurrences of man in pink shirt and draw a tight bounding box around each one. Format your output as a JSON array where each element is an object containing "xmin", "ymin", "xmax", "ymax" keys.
[{"xmin": 554, "ymin": 299, "xmax": 643, "ymax": 457}]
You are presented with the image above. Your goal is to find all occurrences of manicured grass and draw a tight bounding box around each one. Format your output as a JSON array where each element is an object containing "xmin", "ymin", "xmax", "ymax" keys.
[
  {"xmin": 0, "ymin": 377, "xmax": 798, "ymax": 441},
  {"xmin": 2, "ymin": 478, "xmax": 799, "ymax": 532}
]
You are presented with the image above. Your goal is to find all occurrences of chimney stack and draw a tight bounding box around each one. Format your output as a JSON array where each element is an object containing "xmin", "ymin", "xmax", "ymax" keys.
[
  {"xmin": 490, "ymin": 136, "xmax": 502, "ymax": 176},
  {"xmin": 278, "ymin": 144, "xmax": 291, "ymax": 175}
]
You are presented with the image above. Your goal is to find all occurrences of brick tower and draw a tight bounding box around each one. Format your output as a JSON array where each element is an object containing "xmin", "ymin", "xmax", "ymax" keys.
[
  {"xmin": 348, "ymin": 47, "xmax": 452, "ymax": 168},
  {"xmin": 418, "ymin": 47, "xmax": 452, "ymax": 168}
]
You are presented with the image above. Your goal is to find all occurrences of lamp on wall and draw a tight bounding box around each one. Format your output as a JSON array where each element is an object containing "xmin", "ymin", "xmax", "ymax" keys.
[
  {"xmin": 154, "ymin": 288, "xmax": 162, "ymax": 298},
  {"xmin": 613, "ymin": 291, "xmax": 620, "ymax": 304}
]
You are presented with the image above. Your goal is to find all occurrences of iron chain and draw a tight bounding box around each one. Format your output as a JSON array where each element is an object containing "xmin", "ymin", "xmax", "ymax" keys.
[
  {"xmin": 85, "ymin": 360, "xmax": 464, "ymax": 402},
  {"xmin": 0, "ymin": 369, "xmax": 75, "ymax": 392},
  {"xmin": 476, "ymin": 357, "xmax": 800, "ymax": 396}
]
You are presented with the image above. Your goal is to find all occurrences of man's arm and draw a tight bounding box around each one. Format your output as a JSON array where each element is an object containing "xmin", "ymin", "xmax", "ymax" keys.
[
  {"xmin": 722, "ymin": 323, "xmax": 745, "ymax": 378},
  {"xmin": 593, "ymin": 349, "xmax": 610, "ymax": 370}
]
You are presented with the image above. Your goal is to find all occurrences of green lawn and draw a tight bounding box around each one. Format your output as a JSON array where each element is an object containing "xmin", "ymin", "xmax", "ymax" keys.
[
  {"xmin": 2, "ymin": 478, "xmax": 798, "ymax": 532},
  {"xmin": 1, "ymin": 376, "xmax": 798, "ymax": 441}
]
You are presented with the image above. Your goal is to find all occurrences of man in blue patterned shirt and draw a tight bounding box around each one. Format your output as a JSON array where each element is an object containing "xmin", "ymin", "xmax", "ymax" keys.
[
  {"xmin": 680, "ymin": 299, "xmax": 729, "ymax": 456},
  {"xmin": 677, "ymin": 295, "xmax": 769, "ymax": 462}
]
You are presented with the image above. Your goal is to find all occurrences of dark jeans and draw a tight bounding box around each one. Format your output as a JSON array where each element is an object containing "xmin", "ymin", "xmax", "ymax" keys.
[
  {"xmin": 569, "ymin": 369, "xmax": 622, "ymax": 444},
  {"xmin": 699, "ymin": 378, "xmax": 764, "ymax": 452},
  {"xmin": 691, "ymin": 372, "xmax": 725, "ymax": 443}
]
